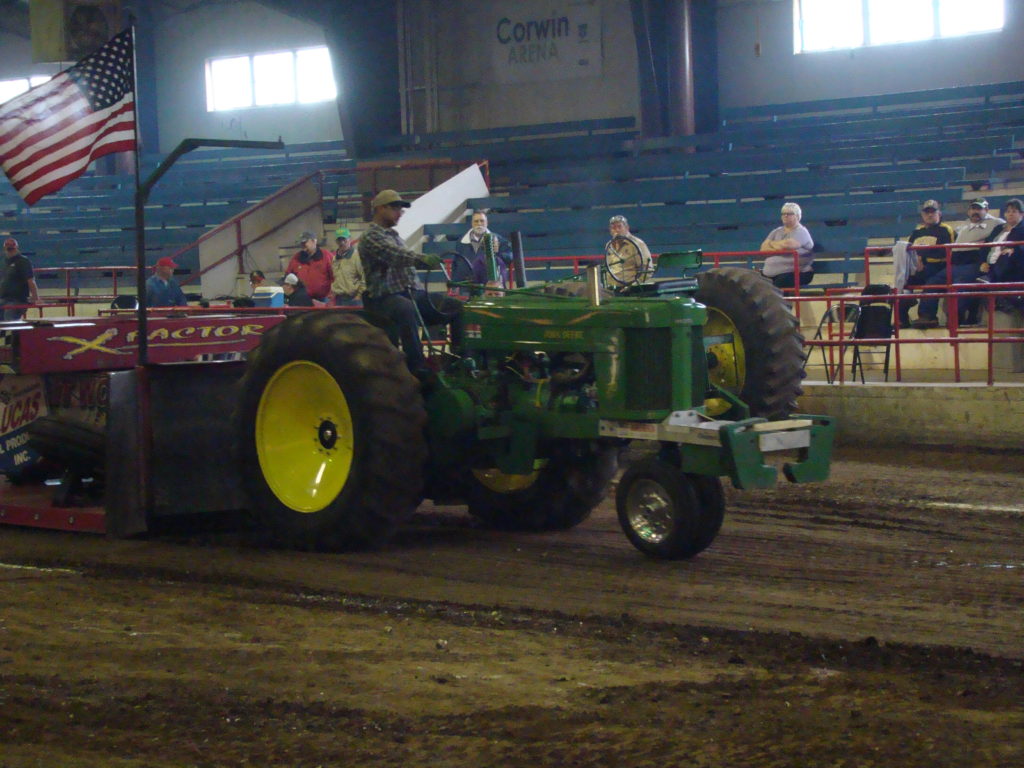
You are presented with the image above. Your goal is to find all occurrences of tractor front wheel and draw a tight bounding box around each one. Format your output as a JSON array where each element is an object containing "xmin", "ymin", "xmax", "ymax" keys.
[
  {"xmin": 237, "ymin": 312, "xmax": 427, "ymax": 550},
  {"xmin": 466, "ymin": 442, "xmax": 618, "ymax": 531},
  {"xmin": 616, "ymin": 457, "xmax": 723, "ymax": 559}
]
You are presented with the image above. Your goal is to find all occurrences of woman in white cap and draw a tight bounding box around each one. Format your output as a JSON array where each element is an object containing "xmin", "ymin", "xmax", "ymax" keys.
[{"xmin": 759, "ymin": 202, "xmax": 815, "ymax": 289}]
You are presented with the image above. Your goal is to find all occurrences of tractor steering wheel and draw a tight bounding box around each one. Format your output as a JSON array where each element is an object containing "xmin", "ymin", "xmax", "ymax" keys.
[{"xmin": 604, "ymin": 234, "xmax": 649, "ymax": 287}]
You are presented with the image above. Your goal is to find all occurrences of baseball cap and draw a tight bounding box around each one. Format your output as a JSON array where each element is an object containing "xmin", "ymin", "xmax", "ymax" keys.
[
  {"xmin": 371, "ymin": 189, "xmax": 411, "ymax": 208},
  {"xmin": 3, "ymin": 237, "xmax": 17, "ymax": 250},
  {"xmin": 155, "ymin": 257, "xmax": 177, "ymax": 269},
  {"xmin": 968, "ymin": 198, "xmax": 989, "ymax": 209},
  {"xmin": 919, "ymin": 199, "xmax": 940, "ymax": 212},
  {"xmin": 282, "ymin": 273, "xmax": 299, "ymax": 286},
  {"xmin": 298, "ymin": 231, "xmax": 317, "ymax": 244},
  {"xmin": 334, "ymin": 227, "xmax": 351, "ymax": 240}
]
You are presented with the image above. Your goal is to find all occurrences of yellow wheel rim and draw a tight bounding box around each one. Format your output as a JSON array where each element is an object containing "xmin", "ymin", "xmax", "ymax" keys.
[
  {"xmin": 255, "ymin": 361, "xmax": 354, "ymax": 513},
  {"xmin": 472, "ymin": 460, "xmax": 547, "ymax": 493},
  {"xmin": 703, "ymin": 307, "xmax": 745, "ymax": 416}
]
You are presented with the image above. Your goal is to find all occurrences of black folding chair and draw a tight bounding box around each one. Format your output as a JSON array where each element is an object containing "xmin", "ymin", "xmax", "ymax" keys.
[
  {"xmin": 806, "ymin": 301, "xmax": 860, "ymax": 383},
  {"xmin": 851, "ymin": 285, "xmax": 894, "ymax": 383},
  {"xmin": 110, "ymin": 295, "xmax": 138, "ymax": 310}
]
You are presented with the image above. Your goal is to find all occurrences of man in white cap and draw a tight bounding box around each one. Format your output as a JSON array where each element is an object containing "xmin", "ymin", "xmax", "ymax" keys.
[
  {"xmin": 759, "ymin": 202, "xmax": 815, "ymax": 289},
  {"xmin": 359, "ymin": 189, "xmax": 456, "ymax": 372},
  {"xmin": 281, "ymin": 272, "xmax": 313, "ymax": 307},
  {"xmin": 605, "ymin": 214, "xmax": 653, "ymax": 287}
]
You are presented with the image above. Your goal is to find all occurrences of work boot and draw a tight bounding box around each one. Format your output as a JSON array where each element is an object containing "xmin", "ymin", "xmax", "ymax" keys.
[{"xmin": 911, "ymin": 316, "xmax": 939, "ymax": 329}]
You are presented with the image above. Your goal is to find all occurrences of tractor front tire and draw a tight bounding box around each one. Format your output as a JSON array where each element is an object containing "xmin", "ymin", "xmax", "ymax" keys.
[
  {"xmin": 237, "ymin": 312, "xmax": 427, "ymax": 550},
  {"xmin": 617, "ymin": 458, "xmax": 722, "ymax": 559},
  {"xmin": 696, "ymin": 267, "xmax": 805, "ymax": 420},
  {"xmin": 467, "ymin": 442, "xmax": 618, "ymax": 531}
]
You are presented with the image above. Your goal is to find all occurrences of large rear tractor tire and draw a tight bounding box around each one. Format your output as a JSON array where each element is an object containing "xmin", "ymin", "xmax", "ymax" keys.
[
  {"xmin": 696, "ymin": 267, "xmax": 805, "ymax": 420},
  {"xmin": 237, "ymin": 312, "xmax": 428, "ymax": 550},
  {"xmin": 467, "ymin": 442, "xmax": 618, "ymax": 531}
]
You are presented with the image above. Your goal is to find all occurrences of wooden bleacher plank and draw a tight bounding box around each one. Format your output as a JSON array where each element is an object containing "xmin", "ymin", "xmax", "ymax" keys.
[
  {"xmin": 498, "ymin": 134, "xmax": 1017, "ymax": 188},
  {"xmin": 471, "ymin": 166, "xmax": 966, "ymax": 212},
  {"xmin": 722, "ymin": 80, "xmax": 1024, "ymax": 123},
  {"xmin": 723, "ymin": 104, "xmax": 1024, "ymax": 146},
  {"xmin": 426, "ymin": 190, "xmax": 961, "ymax": 243},
  {"xmin": 381, "ymin": 117, "xmax": 637, "ymax": 151}
]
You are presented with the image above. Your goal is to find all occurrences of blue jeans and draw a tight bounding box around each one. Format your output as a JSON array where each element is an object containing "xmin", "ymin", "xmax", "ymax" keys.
[
  {"xmin": 770, "ymin": 269, "xmax": 814, "ymax": 290},
  {"xmin": 364, "ymin": 290, "xmax": 462, "ymax": 371},
  {"xmin": 0, "ymin": 302, "xmax": 25, "ymax": 321},
  {"xmin": 917, "ymin": 263, "xmax": 980, "ymax": 321}
]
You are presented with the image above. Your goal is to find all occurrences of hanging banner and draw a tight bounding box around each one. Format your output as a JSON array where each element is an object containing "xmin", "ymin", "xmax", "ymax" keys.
[{"xmin": 489, "ymin": 0, "xmax": 602, "ymax": 84}]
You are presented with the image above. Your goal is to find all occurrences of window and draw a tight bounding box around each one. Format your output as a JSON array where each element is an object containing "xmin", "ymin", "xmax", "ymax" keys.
[
  {"xmin": 205, "ymin": 46, "xmax": 337, "ymax": 112},
  {"xmin": 0, "ymin": 75, "xmax": 54, "ymax": 106},
  {"xmin": 794, "ymin": 0, "xmax": 1005, "ymax": 53}
]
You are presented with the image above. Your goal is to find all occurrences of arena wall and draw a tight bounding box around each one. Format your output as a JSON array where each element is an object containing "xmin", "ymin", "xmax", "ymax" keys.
[
  {"xmin": 152, "ymin": 0, "xmax": 343, "ymax": 152},
  {"xmin": 420, "ymin": 0, "xmax": 640, "ymax": 132},
  {"xmin": 800, "ymin": 383, "xmax": 1024, "ymax": 450}
]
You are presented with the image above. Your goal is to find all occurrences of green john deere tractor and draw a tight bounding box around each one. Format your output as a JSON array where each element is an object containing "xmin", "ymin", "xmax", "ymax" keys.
[{"xmin": 235, "ymin": 241, "xmax": 833, "ymax": 559}]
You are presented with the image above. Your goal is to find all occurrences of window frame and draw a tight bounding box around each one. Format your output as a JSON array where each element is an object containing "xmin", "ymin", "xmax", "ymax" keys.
[
  {"xmin": 793, "ymin": 0, "xmax": 1005, "ymax": 54},
  {"xmin": 0, "ymin": 75, "xmax": 55, "ymax": 106},
  {"xmin": 204, "ymin": 45, "xmax": 337, "ymax": 113}
]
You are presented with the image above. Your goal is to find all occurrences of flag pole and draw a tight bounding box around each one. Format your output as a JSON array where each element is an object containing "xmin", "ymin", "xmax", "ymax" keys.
[{"xmin": 129, "ymin": 23, "xmax": 149, "ymax": 365}]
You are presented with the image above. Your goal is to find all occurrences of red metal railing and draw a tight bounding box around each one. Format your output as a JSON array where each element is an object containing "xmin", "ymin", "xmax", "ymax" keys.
[
  {"xmin": 19, "ymin": 245, "xmax": 1024, "ymax": 386},
  {"xmin": 171, "ymin": 158, "xmax": 489, "ymax": 289}
]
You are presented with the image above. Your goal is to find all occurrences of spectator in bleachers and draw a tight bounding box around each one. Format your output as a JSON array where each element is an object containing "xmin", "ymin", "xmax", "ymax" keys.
[
  {"xmin": 248, "ymin": 270, "xmax": 266, "ymax": 296},
  {"xmin": 605, "ymin": 215, "xmax": 653, "ymax": 287},
  {"xmin": 913, "ymin": 198, "xmax": 1004, "ymax": 328},
  {"xmin": 898, "ymin": 199, "xmax": 956, "ymax": 327},
  {"xmin": 759, "ymin": 202, "xmax": 814, "ymax": 289},
  {"xmin": 451, "ymin": 211, "xmax": 513, "ymax": 295},
  {"xmin": 286, "ymin": 231, "xmax": 334, "ymax": 305},
  {"xmin": 0, "ymin": 238, "xmax": 39, "ymax": 320},
  {"xmin": 281, "ymin": 273, "xmax": 313, "ymax": 307},
  {"xmin": 331, "ymin": 226, "xmax": 365, "ymax": 304},
  {"xmin": 145, "ymin": 257, "xmax": 187, "ymax": 308},
  {"xmin": 977, "ymin": 198, "xmax": 1024, "ymax": 312}
]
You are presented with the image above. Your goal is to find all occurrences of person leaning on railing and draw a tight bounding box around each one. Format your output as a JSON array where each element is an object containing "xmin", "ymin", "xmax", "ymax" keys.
[
  {"xmin": 898, "ymin": 199, "xmax": 955, "ymax": 327},
  {"xmin": 976, "ymin": 198, "xmax": 1024, "ymax": 313},
  {"xmin": 913, "ymin": 198, "xmax": 1003, "ymax": 328},
  {"xmin": 0, "ymin": 238, "xmax": 39, "ymax": 320},
  {"xmin": 759, "ymin": 202, "xmax": 814, "ymax": 289}
]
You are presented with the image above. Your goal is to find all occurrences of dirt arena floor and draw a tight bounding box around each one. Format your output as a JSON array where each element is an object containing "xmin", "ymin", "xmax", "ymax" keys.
[{"xmin": 1, "ymin": 445, "xmax": 1022, "ymax": 767}]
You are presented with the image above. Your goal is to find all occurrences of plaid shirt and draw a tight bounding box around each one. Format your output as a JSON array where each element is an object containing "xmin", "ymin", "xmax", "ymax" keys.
[{"xmin": 360, "ymin": 222, "xmax": 422, "ymax": 298}]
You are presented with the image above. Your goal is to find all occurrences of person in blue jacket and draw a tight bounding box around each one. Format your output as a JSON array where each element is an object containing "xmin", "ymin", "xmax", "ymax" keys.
[
  {"xmin": 450, "ymin": 211, "xmax": 512, "ymax": 296},
  {"xmin": 145, "ymin": 257, "xmax": 188, "ymax": 307}
]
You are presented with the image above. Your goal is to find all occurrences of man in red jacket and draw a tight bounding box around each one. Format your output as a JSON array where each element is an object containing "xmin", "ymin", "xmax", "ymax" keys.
[{"xmin": 286, "ymin": 231, "xmax": 334, "ymax": 304}]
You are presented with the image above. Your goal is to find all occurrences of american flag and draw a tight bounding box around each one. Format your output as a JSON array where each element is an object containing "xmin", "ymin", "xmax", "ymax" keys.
[{"xmin": 0, "ymin": 29, "xmax": 135, "ymax": 206}]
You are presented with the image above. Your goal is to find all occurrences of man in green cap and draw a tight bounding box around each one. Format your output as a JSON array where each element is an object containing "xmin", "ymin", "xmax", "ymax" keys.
[{"xmin": 331, "ymin": 225, "xmax": 365, "ymax": 305}]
